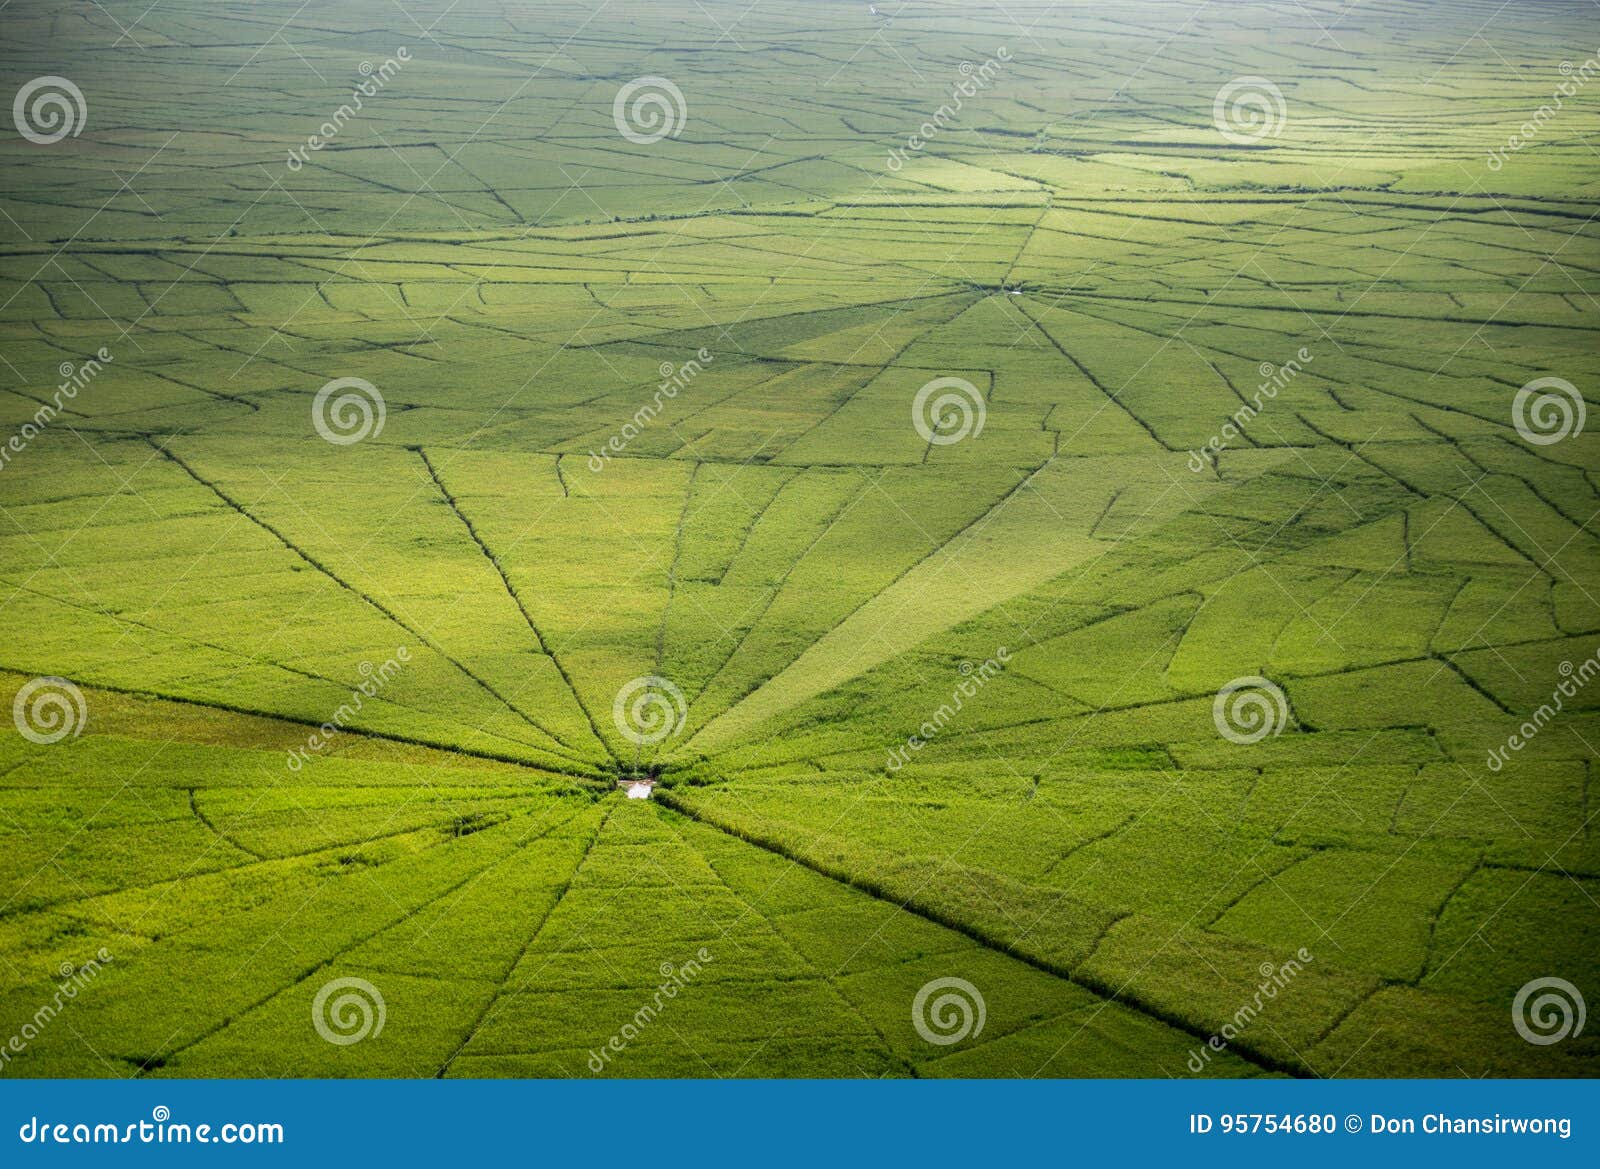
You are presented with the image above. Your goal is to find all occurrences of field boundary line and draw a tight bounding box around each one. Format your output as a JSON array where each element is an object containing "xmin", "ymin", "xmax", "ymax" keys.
[{"xmin": 657, "ymin": 789, "xmax": 1296, "ymax": 1077}]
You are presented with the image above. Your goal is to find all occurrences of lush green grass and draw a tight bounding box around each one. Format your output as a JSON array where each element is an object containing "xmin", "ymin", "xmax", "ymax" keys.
[{"xmin": 0, "ymin": 0, "xmax": 1596, "ymax": 1078}]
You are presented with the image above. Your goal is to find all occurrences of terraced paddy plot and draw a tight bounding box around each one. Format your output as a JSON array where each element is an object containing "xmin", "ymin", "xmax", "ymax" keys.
[{"xmin": 0, "ymin": 0, "xmax": 1597, "ymax": 1078}]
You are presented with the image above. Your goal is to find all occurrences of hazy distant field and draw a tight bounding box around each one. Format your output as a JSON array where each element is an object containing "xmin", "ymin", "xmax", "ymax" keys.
[{"xmin": 0, "ymin": 0, "xmax": 1596, "ymax": 1078}]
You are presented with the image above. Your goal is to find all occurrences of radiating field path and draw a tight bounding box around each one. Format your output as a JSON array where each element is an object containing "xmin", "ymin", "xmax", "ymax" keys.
[{"xmin": 0, "ymin": 0, "xmax": 1595, "ymax": 1078}]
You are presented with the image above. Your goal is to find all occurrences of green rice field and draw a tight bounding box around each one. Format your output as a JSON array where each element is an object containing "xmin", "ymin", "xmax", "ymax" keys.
[{"xmin": 0, "ymin": 0, "xmax": 1596, "ymax": 1078}]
